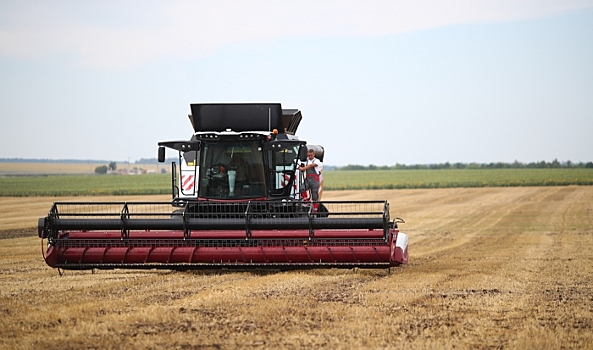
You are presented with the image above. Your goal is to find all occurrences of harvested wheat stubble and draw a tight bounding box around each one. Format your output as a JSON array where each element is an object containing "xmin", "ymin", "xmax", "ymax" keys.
[{"xmin": 0, "ymin": 187, "xmax": 592, "ymax": 349}]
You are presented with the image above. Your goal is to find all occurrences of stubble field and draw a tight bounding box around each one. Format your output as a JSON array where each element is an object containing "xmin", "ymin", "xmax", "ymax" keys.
[{"xmin": 1, "ymin": 187, "xmax": 592, "ymax": 349}]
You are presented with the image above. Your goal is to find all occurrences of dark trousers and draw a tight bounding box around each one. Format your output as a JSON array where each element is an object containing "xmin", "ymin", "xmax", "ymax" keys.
[{"xmin": 301, "ymin": 177, "xmax": 320, "ymax": 201}]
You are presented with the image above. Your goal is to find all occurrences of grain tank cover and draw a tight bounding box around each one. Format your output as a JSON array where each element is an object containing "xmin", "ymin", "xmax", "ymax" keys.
[{"xmin": 190, "ymin": 103, "xmax": 284, "ymax": 133}]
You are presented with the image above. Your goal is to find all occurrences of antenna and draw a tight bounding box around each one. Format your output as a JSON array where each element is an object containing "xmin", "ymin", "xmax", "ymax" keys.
[{"xmin": 268, "ymin": 108, "xmax": 271, "ymax": 131}]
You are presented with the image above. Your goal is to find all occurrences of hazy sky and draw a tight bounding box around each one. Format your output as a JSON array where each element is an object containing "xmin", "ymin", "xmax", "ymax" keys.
[{"xmin": 1, "ymin": 0, "xmax": 592, "ymax": 166}]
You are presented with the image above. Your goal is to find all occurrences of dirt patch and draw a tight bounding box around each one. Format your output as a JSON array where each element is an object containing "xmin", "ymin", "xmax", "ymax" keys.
[{"xmin": 0, "ymin": 228, "xmax": 35, "ymax": 239}]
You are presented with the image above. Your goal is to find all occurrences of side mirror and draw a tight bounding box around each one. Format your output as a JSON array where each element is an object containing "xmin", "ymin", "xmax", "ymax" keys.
[
  {"xmin": 298, "ymin": 146, "xmax": 308, "ymax": 162},
  {"xmin": 158, "ymin": 146, "xmax": 165, "ymax": 163}
]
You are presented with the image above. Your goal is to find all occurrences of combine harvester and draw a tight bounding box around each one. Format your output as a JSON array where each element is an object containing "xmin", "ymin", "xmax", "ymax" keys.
[{"xmin": 38, "ymin": 103, "xmax": 408, "ymax": 270}]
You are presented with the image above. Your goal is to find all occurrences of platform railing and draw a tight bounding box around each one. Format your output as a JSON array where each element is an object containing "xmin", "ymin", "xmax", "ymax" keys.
[{"xmin": 40, "ymin": 201, "xmax": 391, "ymax": 241}]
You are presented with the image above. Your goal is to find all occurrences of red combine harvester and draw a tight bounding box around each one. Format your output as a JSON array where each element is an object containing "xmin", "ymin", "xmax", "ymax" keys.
[{"xmin": 38, "ymin": 103, "xmax": 408, "ymax": 270}]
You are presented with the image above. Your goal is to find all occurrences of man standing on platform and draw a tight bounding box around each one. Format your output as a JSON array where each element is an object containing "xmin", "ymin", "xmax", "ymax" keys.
[{"xmin": 299, "ymin": 149, "xmax": 322, "ymax": 209}]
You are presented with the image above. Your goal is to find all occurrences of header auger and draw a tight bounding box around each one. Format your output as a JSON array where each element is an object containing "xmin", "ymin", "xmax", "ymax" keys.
[{"xmin": 38, "ymin": 103, "xmax": 408, "ymax": 270}]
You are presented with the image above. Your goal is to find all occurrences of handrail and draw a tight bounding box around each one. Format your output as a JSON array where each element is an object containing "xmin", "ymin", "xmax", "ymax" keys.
[{"xmin": 42, "ymin": 200, "xmax": 391, "ymax": 237}]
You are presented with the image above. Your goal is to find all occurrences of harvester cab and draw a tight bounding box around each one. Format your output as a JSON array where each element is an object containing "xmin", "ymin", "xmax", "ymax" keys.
[
  {"xmin": 38, "ymin": 103, "xmax": 408, "ymax": 271},
  {"xmin": 157, "ymin": 104, "xmax": 313, "ymax": 204}
]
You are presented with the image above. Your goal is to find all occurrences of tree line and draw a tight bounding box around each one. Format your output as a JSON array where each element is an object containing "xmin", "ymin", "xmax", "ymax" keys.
[
  {"xmin": 94, "ymin": 162, "xmax": 118, "ymax": 174},
  {"xmin": 0, "ymin": 158, "xmax": 112, "ymax": 163},
  {"xmin": 337, "ymin": 159, "xmax": 593, "ymax": 171}
]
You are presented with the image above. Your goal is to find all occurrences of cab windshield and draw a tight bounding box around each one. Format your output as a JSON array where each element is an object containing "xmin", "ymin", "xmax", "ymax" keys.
[{"xmin": 198, "ymin": 140, "xmax": 266, "ymax": 199}]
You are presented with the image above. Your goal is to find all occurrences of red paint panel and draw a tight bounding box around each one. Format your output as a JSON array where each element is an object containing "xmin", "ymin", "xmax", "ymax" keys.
[
  {"xmin": 81, "ymin": 247, "xmax": 109, "ymax": 263},
  {"xmin": 124, "ymin": 247, "xmax": 152, "ymax": 263},
  {"xmin": 103, "ymin": 247, "xmax": 129, "ymax": 263},
  {"xmin": 148, "ymin": 247, "xmax": 176, "ymax": 263},
  {"xmin": 169, "ymin": 247, "xmax": 195, "ymax": 263},
  {"xmin": 59, "ymin": 247, "xmax": 85, "ymax": 263},
  {"xmin": 190, "ymin": 231, "xmax": 247, "ymax": 239}
]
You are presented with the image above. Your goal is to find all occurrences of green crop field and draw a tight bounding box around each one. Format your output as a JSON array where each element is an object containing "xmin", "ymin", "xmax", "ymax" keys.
[
  {"xmin": 323, "ymin": 168, "xmax": 593, "ymax": 190},
  {"xmin": 1, "ymin": 168, "xmax": 592, "ymax": 197},
  {"xmin": 0, "ymin": 174, "xmax": 172, "ymax": 197}
]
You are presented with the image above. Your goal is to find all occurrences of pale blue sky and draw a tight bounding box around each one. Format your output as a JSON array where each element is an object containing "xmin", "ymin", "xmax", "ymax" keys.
[{"xmin": 1, "ymin": 1, "xmax": 592, "ymax": 166}]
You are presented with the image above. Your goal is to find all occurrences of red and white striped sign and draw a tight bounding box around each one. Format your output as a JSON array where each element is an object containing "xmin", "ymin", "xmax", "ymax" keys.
[{"xmin": 181, "ymin": 174, "xmax": 195, "ymax": 192}]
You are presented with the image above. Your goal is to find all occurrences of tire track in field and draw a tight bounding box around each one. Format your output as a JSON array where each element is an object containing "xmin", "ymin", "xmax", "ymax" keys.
[
  {"xmin": 378, "ymin": 186, "xmax": 593, "ymax": 348},
  {"xmin": 397, "ymin": 187, "xmax": 545, "ymax": 261}
]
